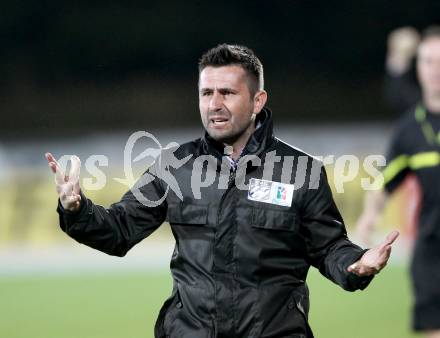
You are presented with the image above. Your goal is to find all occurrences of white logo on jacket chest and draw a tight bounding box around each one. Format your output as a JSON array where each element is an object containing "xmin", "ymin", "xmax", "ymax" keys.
[{"xmin": 247, "ymin": 178, "xmax": 294, "ymax": 207}]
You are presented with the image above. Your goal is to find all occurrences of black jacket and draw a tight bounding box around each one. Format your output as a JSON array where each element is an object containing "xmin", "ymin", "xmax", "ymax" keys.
[{"xmin": 58, "ymin": 108, "xmax": 372, "ymax": 338}]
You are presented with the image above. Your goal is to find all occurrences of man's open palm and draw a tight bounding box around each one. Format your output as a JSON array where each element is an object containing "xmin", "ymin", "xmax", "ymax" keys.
[
  {"xmin": 45, "ymin": 152, "xmax": 82, "ymax": 212},
  {"xmin": 347, "ymin": 230, "xmax": 399, "ymax": 276}
]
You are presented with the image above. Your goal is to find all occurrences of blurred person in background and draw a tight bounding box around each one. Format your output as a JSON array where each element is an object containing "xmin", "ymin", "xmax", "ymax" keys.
[
  {"xmin": 46, "ymin": 44, "xmax": 398, "ymax": 338},
  {"xmin": 357, "ymin": 26, "xmax": 440, "ymax": 338},
  {"xmin": 384, "ymin": 26, "xmax": 421, "ymax": 113},
  {"xmin": 382, "ymin": 26, "xmax": 422, "ymax": 248}
]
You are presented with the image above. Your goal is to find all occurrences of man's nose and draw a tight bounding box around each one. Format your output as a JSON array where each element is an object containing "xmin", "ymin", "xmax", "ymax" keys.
[{"xmin": 209, "ymin": 92, "xmax": 223, "ymax": 111}]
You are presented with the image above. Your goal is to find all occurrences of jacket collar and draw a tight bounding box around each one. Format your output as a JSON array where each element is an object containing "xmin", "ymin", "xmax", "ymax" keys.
[{"xmin": 201, "ymin": 107, "xmax": 274, "ymax": 160}]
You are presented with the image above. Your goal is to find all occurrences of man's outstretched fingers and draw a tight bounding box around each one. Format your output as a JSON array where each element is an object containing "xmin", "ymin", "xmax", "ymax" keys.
[
  {"xmin": 46, "ymin": 152, "xmax": 58, "ymax": 174},
  {"xmin": 46, "ymin": 153, "xmax": 66, "ymax": 185},
  {"xmin": 45, "ymin": 153, "xmax": 60, "ymax": 169},
  {"xmin": 383, "ymin": 245, "xmax": 392, "ymax": 260},
  {"xmin": 48, "ymin": 162, "xmax": 57, "ymax": 174},
  {"xmin": 69, "ymin": 155, "xmax": 81, "ymax": 182},
  {"xmin": 383, "ymin": 230, "xmax": 399, "ymax": 246},
  {"xmin": 45, "ymin": 152, "xmax": 54, "ymax": 163}
]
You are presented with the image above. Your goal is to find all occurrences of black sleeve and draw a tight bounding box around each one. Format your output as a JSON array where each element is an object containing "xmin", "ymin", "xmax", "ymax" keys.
[
  {"xmin": 57, "ymin": 170, "xmax": 168, "ymax": 257},
  {"xmin": 383, "ymin": 69, "xmax": 420, "ymax": 115},
  {"xmin": 382, "ymin": 118, "xmax": 412, "ymax": 194},
  {"xmin": 300, "ymin": 166, "xmax": 373, "ymax": 291}
]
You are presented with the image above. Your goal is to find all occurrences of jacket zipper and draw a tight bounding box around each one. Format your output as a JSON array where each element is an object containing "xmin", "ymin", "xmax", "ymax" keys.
[
  {"xmin": 216, "ymin": 165, "xmax": 237, "ymax": 225},
  {"xmin": 214, "ymin": 164, "xmax": 237, "ymax": 336}
]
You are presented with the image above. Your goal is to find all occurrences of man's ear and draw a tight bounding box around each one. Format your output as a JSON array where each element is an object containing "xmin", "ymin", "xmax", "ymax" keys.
[{"xmin": 253, "ymin": 90, "xmax": 268, "ymax": 114}]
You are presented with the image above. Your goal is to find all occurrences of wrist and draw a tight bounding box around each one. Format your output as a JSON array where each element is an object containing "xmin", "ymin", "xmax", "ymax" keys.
[{"xmin": 386, "ymin": 54, "xmax": 412, "ymax": 75}]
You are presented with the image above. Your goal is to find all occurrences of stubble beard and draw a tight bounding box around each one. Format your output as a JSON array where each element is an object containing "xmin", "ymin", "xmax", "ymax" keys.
[{"xmin": 204, "ymin": 111, "xmax": 255, "ymax": 147}]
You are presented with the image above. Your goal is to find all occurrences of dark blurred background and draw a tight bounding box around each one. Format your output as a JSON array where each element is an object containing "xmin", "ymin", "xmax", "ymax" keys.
[{"xmin": 2, "ymin": 0, "xmax": 439, "ymax": 139}]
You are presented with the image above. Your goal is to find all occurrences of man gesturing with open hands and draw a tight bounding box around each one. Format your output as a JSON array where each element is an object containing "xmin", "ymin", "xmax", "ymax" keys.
[
  {"xmin": 45, "ymin": 44, "xmax": 401, "ymax": 338},
  {"xmin": 45, "ymin": 152, "xmax": 399, "ymax": 278}
]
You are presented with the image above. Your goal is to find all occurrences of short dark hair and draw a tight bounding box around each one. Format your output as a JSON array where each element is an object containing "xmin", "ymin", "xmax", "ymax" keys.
[
  {"xmin": 198, "ymin": 44, "xmax": 264, "ymax": 95},
  {"xmin": 421, "ymin": 25, "xmax": 440, "ymax": 42}
]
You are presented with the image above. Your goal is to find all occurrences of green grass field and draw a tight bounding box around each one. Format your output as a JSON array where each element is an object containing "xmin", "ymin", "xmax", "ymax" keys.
[{"xmin": 0, "ymin": 265, "xmax": 421, "ymax": 338}]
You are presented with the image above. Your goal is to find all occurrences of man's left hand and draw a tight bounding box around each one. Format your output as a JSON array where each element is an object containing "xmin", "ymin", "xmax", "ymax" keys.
[{"xmin": 347, "ymin": 230, "xmax": 399, "ymax": 276}]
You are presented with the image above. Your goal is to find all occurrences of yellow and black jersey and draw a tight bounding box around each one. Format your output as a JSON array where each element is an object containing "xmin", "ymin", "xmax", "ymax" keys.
[
  {"xmin": 383, "ymin": 104, "xmax": 440, "ymax": 241},
  {"xmin": 383, "ymin": 104, "xmax": 440, "ymax": 330}
]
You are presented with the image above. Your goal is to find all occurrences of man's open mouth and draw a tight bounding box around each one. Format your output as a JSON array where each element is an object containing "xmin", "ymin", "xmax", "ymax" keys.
[{"xmin": 210, "ymin": 117, "xmax": 229, "ymax": 126}]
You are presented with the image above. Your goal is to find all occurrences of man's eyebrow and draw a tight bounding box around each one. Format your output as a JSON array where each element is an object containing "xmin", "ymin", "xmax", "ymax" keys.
[
  {"xmin": 218, "ymin": 87, "xmax": 237, "ymax": 92},
  {"xmin": 199, "ymin": 87, "xmax": 237, "ymax": 92}
]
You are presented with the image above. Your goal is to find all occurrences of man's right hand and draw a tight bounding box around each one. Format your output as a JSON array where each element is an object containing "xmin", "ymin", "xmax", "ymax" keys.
[
  {"xmin": 45, "ymin": 152, "xmax": 82, "ymax": 212},
  {"xmin": 386, "ymin": 26, "xmax": 420, "ymax": 74}
]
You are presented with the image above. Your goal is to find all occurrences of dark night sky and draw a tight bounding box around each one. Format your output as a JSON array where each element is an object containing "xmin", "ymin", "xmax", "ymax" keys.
[{"xmin": 1, "ymin": 0, "xmax": 439, "ymax": 138}]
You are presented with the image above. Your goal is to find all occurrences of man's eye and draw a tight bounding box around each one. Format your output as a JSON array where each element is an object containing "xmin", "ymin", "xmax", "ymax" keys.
[{"xmin": 202, "ymin": 92, "xmax": 211, "ymax": 96}]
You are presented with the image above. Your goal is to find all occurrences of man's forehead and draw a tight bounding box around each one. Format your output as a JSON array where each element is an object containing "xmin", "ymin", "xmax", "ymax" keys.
[
  {"xmin": 199, "ymin": 65, "xmax": 247, "ymax": 87},
  {"xmin": 418, "ymin": 37, "xmax": 440, "ymax": 57}
]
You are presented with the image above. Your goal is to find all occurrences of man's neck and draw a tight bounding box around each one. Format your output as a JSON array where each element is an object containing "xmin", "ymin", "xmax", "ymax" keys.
[
  {"xmin": 225, "ymin": 125, "xmax": 256, "ymax": 161},
  {"xmin": 424, "ymin": 92, "xmax": 440, "ymax": 114}
]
